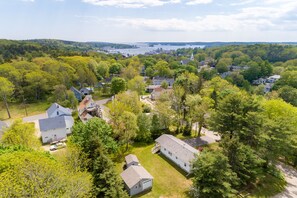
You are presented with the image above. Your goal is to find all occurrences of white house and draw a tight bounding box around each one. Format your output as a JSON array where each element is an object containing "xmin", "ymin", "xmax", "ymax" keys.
[
  {"xmin": 80, "ymin": 87, "xmax": 94, "ymax": 95},
  {"xmin": 39, "ymin": 115, "xmax": 74, "ymax": 143},
  {"xmin": 154, "ymin": 134, "xmax": 199, "ymax": 174},
  {"xmin": 267, "ymin": 75, "xmax": 281, "ymax": 83},
  {"xmin": 125, "ymin": 154, "xmax": 140, "ymax": 168},
  {"xmin": 152, "ymin": 77, "xmax": 175, "ymax": 87},
  {"xmin": 121, "ymin": 165, "xmax": 153, "ymax": 196},
  {"xmin": 47, "ymin": 103, "xmax": 72, "ymax": 118}
]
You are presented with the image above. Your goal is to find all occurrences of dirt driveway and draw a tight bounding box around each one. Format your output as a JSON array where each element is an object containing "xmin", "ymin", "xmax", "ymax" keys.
[{"xmin": 273, "ymin": 163, "xmax": 297, "ymax": 198}]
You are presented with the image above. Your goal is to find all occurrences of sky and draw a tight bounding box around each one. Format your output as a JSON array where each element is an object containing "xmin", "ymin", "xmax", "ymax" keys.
[{"xmin": 0, "ymin": 0, "xmax": 297, "ymax": 42}]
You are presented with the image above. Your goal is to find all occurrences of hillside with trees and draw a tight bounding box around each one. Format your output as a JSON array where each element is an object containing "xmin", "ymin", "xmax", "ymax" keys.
[{"xmin": 0, "ymin": 40, "xmax": 297, "ymax": 197}]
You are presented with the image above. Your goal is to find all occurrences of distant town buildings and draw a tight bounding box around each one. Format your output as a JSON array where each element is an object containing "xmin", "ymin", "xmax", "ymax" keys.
[
  {"xmin": 253, "ymin": 75, "xmax": 281, "ymax": 93},
  {"xmin": 180, "ymin": 53, "xmax": 194, "ymax": 65},
  {"xmin": 152, "ymin": 77, "xmax": 175, "ymax": 87}
]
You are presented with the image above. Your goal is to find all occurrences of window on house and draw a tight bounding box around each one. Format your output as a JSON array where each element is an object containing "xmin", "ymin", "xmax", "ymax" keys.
[
  {"xmin": 184, "ymin": 163, "xmax": 187, "ymax": 167},
  {"xmin": 57, "ymin": 111, "xmax": 59, "ymax": 115},
  {"xmin": 164, "ymin": 148, "xmax": 166, "ymax": 151},
  {"xmin": 168, "ymin": 151, "xmax": 172, "ymax": 156},
  {"xmin": 176, "ymin": 157, "xmax": 178, "ymax": 159}
]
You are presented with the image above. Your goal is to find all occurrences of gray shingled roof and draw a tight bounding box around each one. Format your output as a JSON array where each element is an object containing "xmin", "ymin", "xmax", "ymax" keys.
[
  {"xmin": 39, "ymin": 116, "xmax": 66, "ymax": 131},
  {"xmin": 125, "ymin": 154, "xmax": 139, "ymax": 165},
  {"xmin": 155, "ymin": 134, "xmax": 199, "ymax": 164},
  {"xmin": 46, "ymin": 103, "xmax": 72, "ymax": 117},
  {"xmin": 120, "ymin": 166, "xmax": 153, "ymax": 189}
]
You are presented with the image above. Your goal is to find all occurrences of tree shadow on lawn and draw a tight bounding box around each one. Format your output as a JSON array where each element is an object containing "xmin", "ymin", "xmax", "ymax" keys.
[
  {"xmin": 242, "ymin": 173, "xmax": 286, "ymax": 197},
  {"xmin": 112, "ymin": 142, "xmax": 153, "ymax": 163},
  {"xmin": 158, "ymin": 153, "xmax": 193, "ymax": 179}
]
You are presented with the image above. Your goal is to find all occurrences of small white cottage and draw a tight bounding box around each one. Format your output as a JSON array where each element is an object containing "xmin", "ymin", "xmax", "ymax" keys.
[
  {"xmin": 121, "ymin": 165, "xmax": 153, "ymax": 196},
  {"xmin": 125, "ymin": 154, "xmax": 140, "ymax": 168}
]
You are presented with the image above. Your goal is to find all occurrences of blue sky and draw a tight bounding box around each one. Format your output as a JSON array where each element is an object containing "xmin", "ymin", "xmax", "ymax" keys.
[{"xmin": 0, "ymin": 0, "xmax": 296, "ymax": 42}]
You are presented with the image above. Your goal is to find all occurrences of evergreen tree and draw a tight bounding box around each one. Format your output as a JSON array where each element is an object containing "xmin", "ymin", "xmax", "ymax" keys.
[{"xmin": 191, "ymin": 150, "xmax": 238, "ymax": 198}]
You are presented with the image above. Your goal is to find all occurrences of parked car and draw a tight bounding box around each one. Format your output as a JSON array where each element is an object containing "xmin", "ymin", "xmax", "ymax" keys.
[{"xmin": 49, "ymin": 145, "xmax": 58, "ymax": 151}]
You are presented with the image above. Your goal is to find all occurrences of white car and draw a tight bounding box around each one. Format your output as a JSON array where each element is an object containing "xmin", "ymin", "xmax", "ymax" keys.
[{"xmin": 49, "ymin": 145, "xmax": 57, "ymax": 151}]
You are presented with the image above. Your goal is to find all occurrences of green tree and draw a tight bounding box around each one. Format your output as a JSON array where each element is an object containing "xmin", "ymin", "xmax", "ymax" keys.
[
  {"xmin": 191, "ymin": 150, "xmax": 238, "ymax": 198},
  {"xmin": 136, "ymin": 113, "xmax": 152, "ymax": 142},
  {"xmin": 92, "ymin": 150, "xmax": 129, "ymax": 198},
  {"xmin": 121, "ymin": 65, "xmax": 138, "ymax": 80},
  {"xmin": 216, "ymin": 58, "xmax": 232, "ymax": 74},
  {"xmin": 153, "ymin": 60, "xmax": 172, "ymax": 77},
  {"xmin": 151, "ymin": 114, "xmax": 162, "ymax": 139},
  {"xmin": 278, "ymin": 86, "xmax": 297, "ymax": 106},
  {"xmin": 220, "ymin": 137, "xmax": 264, "ymax": 186},
  {"xmin": 0, "ymin": 150, "xmax": 92, "ymax": 198},
  {"xmin": 115, "ymin": 91, "xmax": 142, "ymax": 115},
  {"xmin": 96, "ymin": 61, "xmax": 110, "ymax": 79},
  {"xmin": 0, "ymin": 77, "xmax": 14, "ymax": 118},
  {"xmin": 71, "ymin": 118, "xmax": 118, "ymax": 156},
  {"xmin": 127, "ymin": 76, "xmax": 146, "ymax": 95},
  {"xmin": 186, "ymin": 95, "xmax": 214, "ymax": 137},
  {"xmin": 161, "ymin": 80, "xmax": 169, "ymax": 89},
  {"xmin": 1, "ymin": 120, "xmax": 40, "ymax": 149},
  {"xmin": 209, "ymin": 92, "xmax": 262, "ymax": 147},
  {"xmin": 111, "ymin": 77, "xmax": 126, "ymax": 95},
  {"xmin": 109, "ymin": 63, "xmax": 122, "ymax": 75},
  {"xmin": 260, "ymin": 99, "xmax": 297, "ymax": 166},
  {"xmin": 117, "ymin": 111, "xmax": 138, "ymax": 151}
]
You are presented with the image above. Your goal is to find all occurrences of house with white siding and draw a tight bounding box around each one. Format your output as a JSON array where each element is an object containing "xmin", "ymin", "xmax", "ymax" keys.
[
  {"xmin": 47, "ymin": 103, "xmax": 72, "ymax": 118},
  {"xmin": 125, "ymin": 154, "xmax": 140, "ymax": 168},
  {"xmin": 39, "ymin": 116, "xmax": 68, "ymax": 143},
  {"xmin": 121, "ymin": 165, "xmax": 153, "ymax": 196},
  {"xmin": 39, "ymin": 103, "xmax": 74, "ymax": 143},
  {"xmin": 154, "ymin": 134, "xmax": 199, "ymax": 174}
]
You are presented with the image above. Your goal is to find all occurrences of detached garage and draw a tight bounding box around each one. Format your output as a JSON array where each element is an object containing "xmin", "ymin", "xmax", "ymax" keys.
[{"xmin": 121, "ymin": 165, "xmax": 153, "ymax": 196}]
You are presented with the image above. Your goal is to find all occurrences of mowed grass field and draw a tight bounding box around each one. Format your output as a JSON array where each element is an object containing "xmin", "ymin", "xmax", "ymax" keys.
[
  {"xmin": 114, "ymin": 143, "xmax": 192, "ymax": 198},
  {"xmin": 0, "ymin": 101, "xmax": 50, "ymax": 120}
]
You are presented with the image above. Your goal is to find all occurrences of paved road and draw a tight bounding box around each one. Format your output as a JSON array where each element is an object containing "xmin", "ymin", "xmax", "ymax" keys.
[
  {"xmin": 95, "ymin": 98, "xmax": 111, "ymax": 122},
  {"xmin": 273, "ymin": 163, "xmax": 297, "ymax": 198},
  {"xmin": 184, "ymin": 124, "xmax": 221, "ymax": 147},
  {"xmin": 23, "ymin": 113, "xmax": 47, "ymax": 123}
]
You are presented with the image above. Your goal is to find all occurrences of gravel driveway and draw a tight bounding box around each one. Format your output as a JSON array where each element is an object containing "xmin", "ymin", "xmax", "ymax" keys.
[{"xmin": 273, "ymin": 163, "xmax": 297, "ymax": 198}]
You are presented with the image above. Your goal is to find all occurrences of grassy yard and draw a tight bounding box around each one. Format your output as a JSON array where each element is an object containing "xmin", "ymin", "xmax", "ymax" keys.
[
  {"xmin": 114, "ymin": 143, "xmax": 192, "ymax": 198},
  {"xmin": 246, "ymin": 173, "xmax": 286, "ymax": 197},
  {"xmin": 0, "ymin": 101, "xmax": 51, "ymax": 120}
]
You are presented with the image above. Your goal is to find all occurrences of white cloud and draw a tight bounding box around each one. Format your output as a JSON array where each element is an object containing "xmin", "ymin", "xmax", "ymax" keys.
[
  {"xmin": 81, "ymin": 0, "xmax": 214, "ymax": 8},
  {"xmin": 78, "ymin": 0, "xmax": 297, "ymax": 33},
  {"xmin": 81, "ymin": 0, "xmax": 181, "ymax": 8},
  {"xmin": 230, "ymin": 0, "xmax": 255, "ymax": 6},
  {"xmin": 186, "ymin": 0, "xmax": 212, "ymax": 5},
  {"xmin": 79, "ymin": 0, "xmax": 297, "ymax": 32}
]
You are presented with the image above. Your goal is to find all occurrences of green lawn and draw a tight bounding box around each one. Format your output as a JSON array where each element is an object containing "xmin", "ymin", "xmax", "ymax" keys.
[
  {"xmin": 0, "ymin": 101, "xmax": 51, "ymax": 120},
  {"xmin": 114, "ymin": 143, "xmax": 192, "ymax": 198},
  {"xmin": 247, "ymin": 173, "xmax": 286, "ymax": 198}
]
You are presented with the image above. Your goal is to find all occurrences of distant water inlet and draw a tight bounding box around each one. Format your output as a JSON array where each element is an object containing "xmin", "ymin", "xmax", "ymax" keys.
[{"xmin": 106, "ymin": 43, "xmax": 205, "ymax": 56}]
